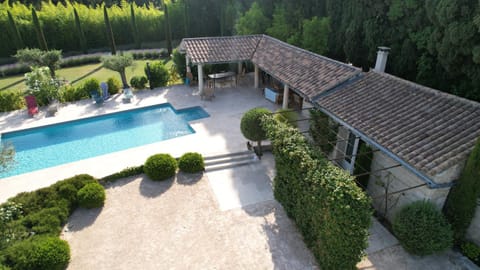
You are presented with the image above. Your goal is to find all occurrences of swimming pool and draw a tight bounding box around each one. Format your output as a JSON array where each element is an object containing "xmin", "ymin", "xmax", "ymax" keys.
[{"xmin": 0, "ymin": 103, "xmax": 209, "ymax": 178}]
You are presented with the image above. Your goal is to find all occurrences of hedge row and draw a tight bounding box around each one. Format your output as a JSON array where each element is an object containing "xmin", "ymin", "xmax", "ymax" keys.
[
  {"xmin": 0, "ymin": 174, "xmax": 105, "ymax": 269},
  {"xmin": 0, "ymin": 2, "xmax": 168, "ymax": 58},
  {"xmin": 262, "ymin": 115, "xmax": 372, "ymax": 269}
]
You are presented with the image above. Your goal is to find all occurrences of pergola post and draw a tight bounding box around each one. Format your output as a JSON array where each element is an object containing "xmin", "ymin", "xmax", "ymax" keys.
[
  {"xmin": 186, "ymin": 55, "xmax": 190, "ymax": 73},
  {"xmin": 198, "ymin": 64, "xmax": 204, "ymax": 95},
  {"xmin": 254, "ymin": 64, "xmax": 259, "ymax": 89},
  {"xmin": 282, "ymin": 84, "xmax": 289, "ymax": 109},
  {"xmin": 238, "ymin": 61, "xmax": 242, "ymax": 74}
]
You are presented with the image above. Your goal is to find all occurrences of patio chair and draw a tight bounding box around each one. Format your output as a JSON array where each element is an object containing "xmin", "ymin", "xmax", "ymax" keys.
[
  {"xmin": 24, "ymin": 95, "xmax": 39, "ymax": 116},
  {"xmin": 90, "ymin": 90, "xmax": 104, "ymax": 105},
  {"xmin": 122, "ymin": 88, "xmax": 134, "ymax": 103},
  {"xmin": 101, "ymin": 82, "xmax": 110, "ymax": 100}
]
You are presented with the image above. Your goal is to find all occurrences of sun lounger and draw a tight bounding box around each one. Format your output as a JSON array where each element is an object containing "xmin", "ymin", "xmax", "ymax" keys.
[
  {"xmin": 25, "ymin": 95, "xmax": 39, "ymax": 116},
  {"xmin": 101, "ymin": 82, "xmax": 110, "ymax": 100}
]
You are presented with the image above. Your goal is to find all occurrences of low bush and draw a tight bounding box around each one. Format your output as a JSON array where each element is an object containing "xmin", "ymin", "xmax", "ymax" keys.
[
  {"xmin": 77, "ymin": 182, "xmax": 106, "ymax": 209},
  {"xmin": 0, "ymin": 64, "xmax": 29, "ymax": 78},
  {"xmin": 273, "ymin": 108, "xmax": 298, "ymax": 127},
  {"xmin": 21, "ymin": 206, "xmax": 69, "ymax": 235},
  {"xmin": 144, "ymin": 154, "xmax": 177, "ymax": 181},
  {"xmin": 146, "ymin": 61, "xmax": 169, "ymax": 88},
  {"xmin": 461, "ymin": 241, "xmax": 480, "ymax": 264},
  {"xmin": 130, "ymin": 76, "xmax": 148, "ymax": 90},
  {"xmin": 131, "ymin": 49, "xmax": 167, "ymax": 60},
  {"xmin": 2, "ymin": 236, "xmax": 70, "ymax": 270},
  {"xmin": 100, "ymin": 165, "xmax": 144, "ymax": 183},
  {"xmin": 81, "ymin": 78, "xmax": 100, "ymax": 97},
  {"xmin": 393, "ymin": 200, "xmax": 453, "ymax": 256},
  {"xmin": 106, "ymin": 77, "xmax": 121, "ymax": 95},
  {"xmin": 0, "ymin": 89, "xmax": 25, "ymax": 112},
  {"xmin": 9, "ymin": 187, "xmax": 63, "ymax": 216},
  {"xmin": 59, "ymin": 53, "xmax": 103, "ymax": 68},
  {"xmin": 59, "ymin": 85, "xmax": 88, "ymax": 103},
  {"xmin": 178, "ymin": 152, "xmax": 204, "ymax": 173}
]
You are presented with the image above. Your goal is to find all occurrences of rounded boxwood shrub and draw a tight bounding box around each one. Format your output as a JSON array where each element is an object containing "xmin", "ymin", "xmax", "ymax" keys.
[
  {"xmin": 146, "ymin": 61, "xmax": 169, "ymax": 88},
  {"xmin": 82, "ymin": 78, "xmax": 100, "ymax": 97},
  {"xmin": 393, "ymin": 200, "xmax": 453, "ymax": 256},
  {"xmin": 77, "ymin": 182, "xmax": 106, "ymax": 209},
  {"xmin": 178, "ymin": 152, "xmax": 204, "ymax": 173},
  {"xmin": 3, "ymin": 236, "xmax": 70, "ymax": 270},
  {"xmin": 106, "ymin": 77, "xmax": 121, "ymax": 95},
  {"xmin": 130, "ymin": 76, "xmax": 148, "ymax": 89},
  {"xmin": 240, "ymin": 107, "xmax": 271, "ymax": 142},
  {"xmin": 144, "ymin": 154, "xmax": 177, "ymax": 181}
]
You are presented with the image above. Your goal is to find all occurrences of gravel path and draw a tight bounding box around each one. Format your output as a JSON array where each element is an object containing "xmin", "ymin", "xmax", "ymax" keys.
[{"xmin": 62, "ymin": 173, "xmax": 318, "ymax": 270}]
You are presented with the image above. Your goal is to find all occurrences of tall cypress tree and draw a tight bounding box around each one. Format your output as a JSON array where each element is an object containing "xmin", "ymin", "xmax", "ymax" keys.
[
  {"xmin": 164, "ymin": 4, "xmax": 173, "ymax": 55},
  {"xmin": 130, "ymin": 4, "xmax": 141, "ymax": 49},
  {"xmin": 184, "ymin": 0, "xmax": 189, "ymax": 37},
  {"xmin": 73, "ymin": 8, "xmax": 87, "ymax": 54},
  {"xmin": 7, "ymin": 11, "xmax": 24, "ymax": 50},
  {"xmin": 103, "ymin": 6, "xmax": 116, "ymax": 55},
  {"xmin": 31, "ymin": 8, "xmax": 48, "ymax": 51}
]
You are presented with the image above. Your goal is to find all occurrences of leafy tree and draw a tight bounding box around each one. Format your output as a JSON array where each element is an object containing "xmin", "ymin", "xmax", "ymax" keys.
[
  {"xmin": 266, "ymin": 5, "xmax": 294, "ymax": 41},
  {"xmin": 444, "ymin": 138, "xmax": 480, "ymax": 242},
  {"xmin": 7, "ymin": 11, "xmax": 24, "ymax": 50},
  {"xmin": 14, "ymin": 48, "xmax": 62, "ymax": 78},
  {"xmin": 240, "ymin": 107, "xmax": 271, "ymax": 156},
  {"xmin": 101, "ymin": 53, "xmax": 134, "ymax": 88},
  {"xmin": 31, "ymin": 8, "xmax": 48, "ymax": 51},
  {"xmin": 163, "ymin": 4, "xmax": 173, "ymax": 54},
  {"xmin": 235, "ymin": 2, "xmax": 270, "ymax": 35},
  {"xmin": 301, "ymin": 16, "xmax": 330, "ymax": 55},
  {"xmin": 73, "ymin": 8, "xmax": 87, "ymax": 54},
  {"xmin": 103, "ymin": 5, "xmax": 116, "ymax": 55}
]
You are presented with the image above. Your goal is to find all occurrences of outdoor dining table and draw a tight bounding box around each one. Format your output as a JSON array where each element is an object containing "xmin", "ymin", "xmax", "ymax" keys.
[{"xmin": 208, "ymin": 71, "xmax": 236, "ymax": 88}]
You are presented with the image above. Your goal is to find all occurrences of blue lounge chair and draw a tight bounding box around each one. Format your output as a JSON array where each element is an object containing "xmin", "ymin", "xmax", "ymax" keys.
[
  {"xmin": 101, "ymin": 82, "xmax": 110, "ymax": 100},
  {"xmin": 90, "ymin": 90, "xmax": 104, "ymax": 105}
]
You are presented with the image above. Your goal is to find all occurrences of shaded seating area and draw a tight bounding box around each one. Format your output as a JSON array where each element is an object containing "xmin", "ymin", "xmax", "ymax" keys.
[{"xmin": 24, "ymin": 95, "xmax": 39, "ymax": 116}]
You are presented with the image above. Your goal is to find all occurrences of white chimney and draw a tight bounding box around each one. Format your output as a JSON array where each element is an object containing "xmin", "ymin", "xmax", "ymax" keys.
[{"xmin": 374, "ymin": 46, "xmax": 390, "ymax": 72}]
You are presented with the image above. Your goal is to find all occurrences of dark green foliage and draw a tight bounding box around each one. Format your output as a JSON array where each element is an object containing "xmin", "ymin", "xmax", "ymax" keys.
[
  {"xmin": 31, "ymin": 8, "xmax": 48, "ymax": 51},
  {"xmin": 81, "ymin": 78, "xmax": 100, "ymax": 97},
  {"xmin": 130, "ymin": 4, "xmax": 141, "ymax": 49},
  {"xmin": 393, "ymin": 200, "xmax": 453, "ymax": 255},
  {"xmin": 461, "ymin": 241, "xmax": 480, "ymax": 264},
  {"xmin": 163, "ymin": 4, "xmax": 173, "ymax": 55},
  {"xmin": 7, "ymin": 11, "xmax": 24, "ymax": 50},
  {"xmin": 73, "ymin": 8, "xmax": 87, "ymax": 54},
  {"xmin": 103, "ymin": 6, "xmax": 116, "ymax": 55},
  {"xmin": 178, "ymin": 152, "xmax": 204, "ymax": 173},
  {"xmin": 0, "ymin": 90, "xmax": 25, "ymax": 112},
  {"xmin": 301, "ymin": 16, "xmax": 330, "ymax": 55},
  {"xmin": 21, "ymin": 206, "xmax": 69, "ymax": 235},
  {"xmin": 100, "ymin": 165, "xmax": 144, "ymax": 183},
  {"xmin": 2, "ymin": 236, "xmax": 70, "ymax": 270},
  {"xmin": 0, "ymin": 264, "xmax": 11, "ymax": 270},
  {"xmin": 15, "ymin": 48, "xmax": 62, "ymax": 78},
  {"xmin": 273, "ymin": 108, "xmax": 298, "ymax": 127},
  {"xmin": 262, "ymin": 116, "xmax": 372, "ymax": 269},
  {"xmin": 146, "ymin": 61, "xmax": 170, "ymax": 88},
  {"xmin": 309, "ymin": 109, "xmax": 338, "ymax": 155},
  {"xmin": 353, "ymin": 142, "xmax": 373, "ymax": 190},
  {"xmin": 60, "ymin": 85, "xmax": 88, "ymax": 103},
  {"xmin": 235, "ymin": 2, "xmax": 270, "ymax": 35},
  {"xmin": 444, "ymin": 138, "xmax": 480, "ymax": 241},
  {"xmin": 240, "ymin": 107, "xmax": 271, "ymax": 142},
  {"xmin": 130, "ymin": 75, "xmax": 148, "ymax": 89},
  {"xmin": 144, "ymin": 154, "xmax": 177, "ymax": 181},
  {"xmin": 77, "ymin": 182, "xmax": 106, "ymax": 209},
  {"xmin": 106, "ymin": 77, "xmax": 122, "ymax": 95},
  {"xmin": 172, "ymin": 49, "xmax": 186, "ymax": 78}
]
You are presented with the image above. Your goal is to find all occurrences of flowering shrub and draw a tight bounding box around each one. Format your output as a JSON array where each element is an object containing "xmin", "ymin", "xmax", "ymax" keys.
[{"xmin": 24, "ymin": 67, "xmax": 62, "ymax": 106}]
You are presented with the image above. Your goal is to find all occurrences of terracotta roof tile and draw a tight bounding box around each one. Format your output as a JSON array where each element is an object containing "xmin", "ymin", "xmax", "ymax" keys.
[
  {"xmin": 180, "ymin": 35, "xmax": 261, "ymax": 64},
  {"xmin": 317, "ymin": 71, "xmax": 480, "ymax": 178}
]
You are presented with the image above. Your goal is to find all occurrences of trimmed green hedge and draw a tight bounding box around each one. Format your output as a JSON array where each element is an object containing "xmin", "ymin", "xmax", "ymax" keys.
[
  {"xmin": 100, "ymin": 165, "xmax": 144, "ymax": 183},
  {"xmin": 393, "ymin": 200, "xmax": 453, "ymax": 255},
  {"xmin": 178, "ymin": 152, "xmax": 204, "ymax": 173},
  {"xmin": 144, "ymin": 153, "xmax": 177, "ymax": 181},
  {"xmin": 262, "ymin": 115, "xmax": 371, "ymax": 269}
]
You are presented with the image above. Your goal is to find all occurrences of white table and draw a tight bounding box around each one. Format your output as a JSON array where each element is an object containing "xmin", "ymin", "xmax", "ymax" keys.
[{"xmin": 208, "ymin": 71, "xmax": 236, "ymax": 88}]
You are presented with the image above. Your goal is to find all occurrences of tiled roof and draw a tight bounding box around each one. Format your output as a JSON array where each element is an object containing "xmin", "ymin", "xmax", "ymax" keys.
[
  {"xmin": 316, "ymin": 71, "xmax": 480, "ymax": 178},
  {"xmin": 180, "ymin": 35, "xmax": 262, "ymax": 64},
  {"xmin": 251, "ymin": 36, "xmax": 361, "ymax": 100}
]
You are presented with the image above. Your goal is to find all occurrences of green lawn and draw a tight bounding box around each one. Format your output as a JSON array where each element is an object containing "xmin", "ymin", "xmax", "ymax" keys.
[{"xmin": 0, "ymin": 59, "xmax": 181, "ymax": 91}]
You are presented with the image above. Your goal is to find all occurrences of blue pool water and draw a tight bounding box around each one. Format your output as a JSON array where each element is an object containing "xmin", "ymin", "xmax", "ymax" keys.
[{"xmin": 0, "ymin": 103, "xmax": 209, "ymax": 178}]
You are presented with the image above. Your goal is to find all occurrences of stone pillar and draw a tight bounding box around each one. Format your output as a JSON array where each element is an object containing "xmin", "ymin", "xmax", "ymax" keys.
[
  {"xmin": 254, "ymin": 64, "xmax": 259, "ymax": 89},
  {"xmin": 282, "ymin": 84, "xmax": 289, "ymax": 109},
  {"xmin": 348, "ymin": 137, "xmax": 360, "ymax": 174},
  {"xmin": 186, "ymin": 56, "xmax": 190, "ymax": 73},
  {"xmin": 238, "ymin": 62, "xmax": 242, "ymax": 74},
  {"xmin": 198, "ymin": 64, "xmax": 204, "ymax": 95}
]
